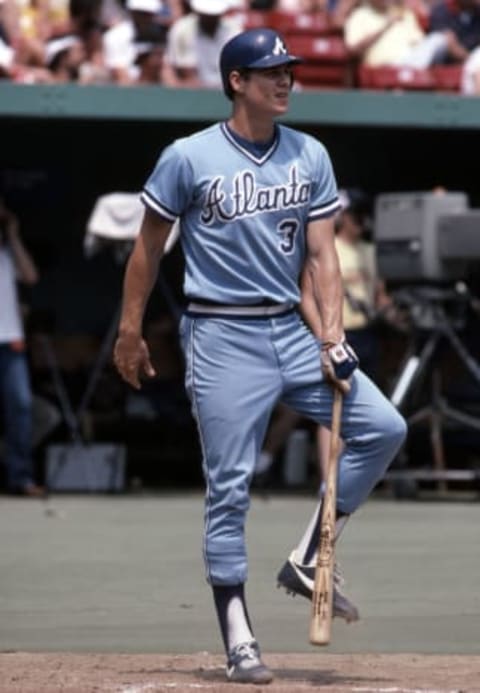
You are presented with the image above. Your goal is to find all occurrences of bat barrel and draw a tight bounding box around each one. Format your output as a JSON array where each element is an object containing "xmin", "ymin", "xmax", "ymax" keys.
[{"xmin": 309, "ymin": 388, "xmax": 343, "ymax": 646}]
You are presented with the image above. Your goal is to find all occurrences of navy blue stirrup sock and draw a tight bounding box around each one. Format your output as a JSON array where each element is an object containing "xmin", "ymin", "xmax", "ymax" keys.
[{"xmin": 212, "ymin": 584, "xmax": 254, "ymax": 653}]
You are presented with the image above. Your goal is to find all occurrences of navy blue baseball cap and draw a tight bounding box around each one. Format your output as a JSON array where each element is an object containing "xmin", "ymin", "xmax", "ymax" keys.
[{"xmin": 220, "ymin": 28, "xmax": 302, "ymax": 99}]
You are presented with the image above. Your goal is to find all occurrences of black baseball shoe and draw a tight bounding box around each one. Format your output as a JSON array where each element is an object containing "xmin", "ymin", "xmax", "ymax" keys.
[
  {"xmin": 226, "ymin": 639, "xmax": 273, "ymax": 684},
  {"xmin": 277, "ymin": 551, "xmax": 360, "ymax": 623}
]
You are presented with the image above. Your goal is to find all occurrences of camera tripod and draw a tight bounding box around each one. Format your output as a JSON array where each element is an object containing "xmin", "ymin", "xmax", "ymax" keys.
[{"xmin": 387, "ymin": 284, "xmax": 480, "ymax": 495}]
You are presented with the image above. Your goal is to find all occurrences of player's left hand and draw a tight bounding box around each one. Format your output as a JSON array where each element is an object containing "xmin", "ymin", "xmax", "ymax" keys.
[
  {"xmin": 113, "ymin": 332, "xmax": 156, "ymax": 389},
  {"xmin": 320, "ymin": 339, "xmax": 359, "ymax": 394}
]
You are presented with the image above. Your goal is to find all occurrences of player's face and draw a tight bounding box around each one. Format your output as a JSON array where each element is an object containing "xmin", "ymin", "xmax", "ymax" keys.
[{"xmin": 242, "ymin": 65, "xmax": 293, "ymax": 116}]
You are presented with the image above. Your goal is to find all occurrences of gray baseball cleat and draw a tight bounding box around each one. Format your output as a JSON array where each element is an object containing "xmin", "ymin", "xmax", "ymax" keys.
[
  {"xmin": 277, "ymin": 551, "xmax": 360, "ymax": 623},
  {"xmin": 226, "ymin": 639, "xmax": 273, "ymax": 684}
]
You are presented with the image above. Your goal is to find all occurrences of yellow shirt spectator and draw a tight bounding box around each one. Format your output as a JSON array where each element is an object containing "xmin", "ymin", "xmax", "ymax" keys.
[
  {"xmin": 335, "ymin": 235, "xmax": 377, "ymax": 330},
  {"xmin": 344, "ymin": 3, "xmax": 424, "ymax": 67}
]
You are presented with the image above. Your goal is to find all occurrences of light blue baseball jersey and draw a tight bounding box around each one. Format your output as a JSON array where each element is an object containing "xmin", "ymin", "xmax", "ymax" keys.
[{"xmin": 142, "ymin": 122, "xmax": 340, "ymax": 305}]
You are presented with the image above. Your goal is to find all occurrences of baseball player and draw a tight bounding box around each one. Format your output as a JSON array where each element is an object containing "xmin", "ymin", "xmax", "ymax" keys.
[{"xmin": 113, "ymin": 28, "xmax": 407, "ymax": 685}]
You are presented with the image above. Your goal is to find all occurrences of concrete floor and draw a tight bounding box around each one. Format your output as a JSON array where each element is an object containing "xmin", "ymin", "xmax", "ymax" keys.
[{"xmin": 1, "ymin": 493, "xmax": 479, "ymax": 655}]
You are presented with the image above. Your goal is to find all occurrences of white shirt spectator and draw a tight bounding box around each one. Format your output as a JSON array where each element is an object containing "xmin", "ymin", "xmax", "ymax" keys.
[
  {"xmin": 103, "ymin": 0, "xmax": 165, "ymax": 81},
  {"xmin": 103, "ymin": 20, "xmax": 136, "ymax": 73},
  {"xmin": 0, "ymin": 36, "xmax": 14, "ymax": 75},
  {"xmin": 0, "ymin": 246, "xmax": 23, "ymax": 343},
  {"xmin": 462, "ymin": 45, "xmax": 480, "ymax": 95},
  {"xmin": 166, "ymin": 11, "xmax": 242, "ymax": 87}
]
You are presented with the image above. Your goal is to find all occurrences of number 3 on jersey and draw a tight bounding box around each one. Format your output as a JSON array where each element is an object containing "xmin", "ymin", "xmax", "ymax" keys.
[{"xmin": 277, "ymin": 219, "xmax": 299, "ymax": 254}]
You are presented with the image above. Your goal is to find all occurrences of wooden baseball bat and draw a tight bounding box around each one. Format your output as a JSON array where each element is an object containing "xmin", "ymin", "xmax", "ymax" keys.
[{"xmin": 309, "ymin": 387, "xmax": 343, "ymax": 646}]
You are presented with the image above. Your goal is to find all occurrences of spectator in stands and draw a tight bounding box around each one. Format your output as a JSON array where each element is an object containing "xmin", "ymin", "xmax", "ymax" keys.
[
  {"xmin": 344, "ymin": 0, "xmax": 467, "ymax": 68},
  {"xmin": 62, "ymin": 1, "xmax": 108, "ymax": 82},
  {"xmin": 461, "ymin": 42, "xmax": 480, "ymax": 90},
  {"xmin": 429, "ymin": 0, "xmax": 480, "ymax": 64},
  {"xmin": 0, "ymin": 196, "xmax": 44, "ymax": 497},
  {"xmin": 276, "ymin": 0, "xmax": 329, "ymax": 10},
  {"xmin": 0, "ymin": 14, "xmax": 51, "ymax": 82},
  {"xmin": 75, "ymin": 18, "xmax": 110, "ymax": 84},
  {"xmin": 163, "ymin": 0, "xmax": 242, "ymax": 88},
  {"xmin": 233, "ymin": 0, "xmax": 334, "ymax": 10},
  {"xmin": 329, "ymin": 0, "xmax": 360, "ymax": 29},
  {"xmin": 44, "ymin": 34, "xmax": 85, "ymax": 80},
  {"xmin": 0, "ymin": 33, "xmax": 15, "ymax": 77},
  {"xmin": 0, "ymin": 0, "xmax": 17, "ymax": 45},
  {"xmin": 103, "ymin": 0, "xmax": 168, "ymax": 84},
  {"xmin": 0, "ymin": 0, "xmax": 43, "ymax": 69},
  {"xmin": 165, "ymin": 0, "xmax": 187, "ymax": 20},
  {"xmin": 228, "ymin": 1, "xmax": 276, "ymax": 9},
  {"xmin": 248, "ymin": 1, "xmax": 276, "ymax": 8},
  {"xmin": 46, "ymin": 0, "xmax": 71, "ymax": 37},
  {"xmin": 13, "ymin": 0, "xmax": 51, "ymax": 46},
  {"xmin": 133, "ymin": 36, "xmax": 166, "ymax": 82},
  {"xmin": 69, "ymin": 0, "xmax": 103, "ymax": 35}
]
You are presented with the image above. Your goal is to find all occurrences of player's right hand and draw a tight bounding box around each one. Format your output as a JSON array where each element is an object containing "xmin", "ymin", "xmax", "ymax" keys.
[
  {"xmin": 320, "ymin": 339, "xmax": 359, "ymax": 395},
  {"xmin": 113, "ymin": 332, "xmax": 156, "ymax": 389}
]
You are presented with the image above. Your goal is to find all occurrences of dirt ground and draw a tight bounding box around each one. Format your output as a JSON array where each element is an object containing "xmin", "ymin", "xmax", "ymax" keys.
[{"xmin": 1, "ymin": 652, "xmax": 478, "ymax": 693}]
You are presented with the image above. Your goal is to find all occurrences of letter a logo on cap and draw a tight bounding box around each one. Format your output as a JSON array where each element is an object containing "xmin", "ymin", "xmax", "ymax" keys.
[{"xmin": 272, "ymin": 37, "xmax": 287, "ymax": 56}]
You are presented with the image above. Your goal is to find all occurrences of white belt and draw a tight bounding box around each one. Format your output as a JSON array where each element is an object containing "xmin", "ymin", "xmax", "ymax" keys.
[{"xmin": 186, "ymin": 301, "xmax": 295, "ymax": 317}]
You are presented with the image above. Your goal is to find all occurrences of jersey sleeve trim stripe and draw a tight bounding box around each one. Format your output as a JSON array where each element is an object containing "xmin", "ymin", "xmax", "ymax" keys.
[
  {"xmin": 141, "ymin": 190, "xmax": 177, "ymax": 222},
  {"xmin": 308, "ymin": 198, "xmax": 341, "ymax": 220}
]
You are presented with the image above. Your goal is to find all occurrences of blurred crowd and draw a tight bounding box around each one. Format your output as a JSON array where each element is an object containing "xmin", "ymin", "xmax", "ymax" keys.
[{"xmin": 1, "ymin": 0, "xmax": 480, "ymax": 91}]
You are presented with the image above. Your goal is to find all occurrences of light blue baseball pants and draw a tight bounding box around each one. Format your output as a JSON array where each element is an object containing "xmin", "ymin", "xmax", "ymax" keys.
[{"xmin": 179, "ymin": 309, "xmax": 407, "ymax": 586}]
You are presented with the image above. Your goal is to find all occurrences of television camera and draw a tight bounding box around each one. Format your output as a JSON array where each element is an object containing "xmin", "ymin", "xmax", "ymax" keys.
[
  {"xmin": 374, "ymin": 191, "xmax": 480, "ymax": 284},
  {"xmin": 372, "ymin": 192, "xmax": 480, "ymax": 495}
]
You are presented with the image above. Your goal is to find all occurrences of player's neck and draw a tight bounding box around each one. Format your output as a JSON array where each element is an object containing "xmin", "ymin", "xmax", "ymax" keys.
[{"xmin": 227, "ymin": 114, "xmax": 275, "ymax": 145}]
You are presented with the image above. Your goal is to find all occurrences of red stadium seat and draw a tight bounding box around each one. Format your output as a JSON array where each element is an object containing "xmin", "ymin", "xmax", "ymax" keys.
[
  {"xmin": 286, "ymin": 11, "xmax": 335, "ymax": 36},
  {"xmin": 357, "ymin": 65, "xmax": 436, "ymax": 91},
  {"xmin": 236, "ymin": 9, "xmax": 265, "ymax": 30},
  {"xmin": 239, "ymin": 10, "xmax": 337, "ymax": 36},
  {"xmin": 288, "ymin": 35, "xmax": 350, "ymax": 62},
  {"xmin": 289, "ymin": 35, "xmax": 352, "ymax": 87},
  {"xmin": 240, "ymin": 10, "xmax": 292, "ymax": 33},
  {"xmin": 294, "ymin": 63, "xmax": 352, "ymax": 88},
  {"xmin": 431, "ymin": 65, "xmax": 462, "ymax": 92}
]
